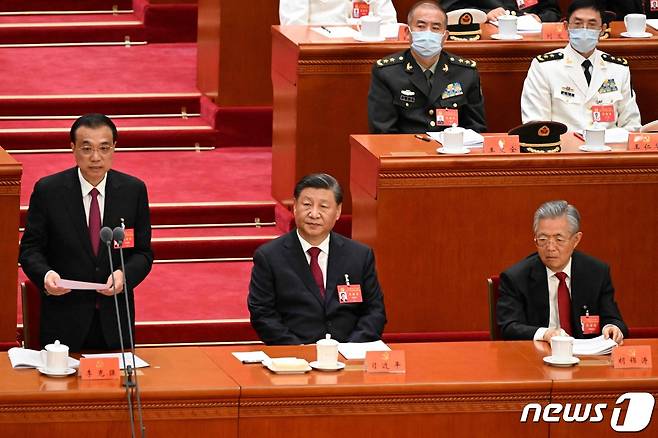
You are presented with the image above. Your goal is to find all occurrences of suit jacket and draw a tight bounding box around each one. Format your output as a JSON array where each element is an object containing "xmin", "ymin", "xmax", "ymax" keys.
[
  {"xmin": 497, "ymin": 251, "xmax": 628, "ymax": 340},
  {"xmin": 604, "ymin": 0, "xmax": 658, "ymax": 19},
  {"xmin": 248, "ymin": 231, "xmax": 386, "ymax": 345},
  {"xmin": 368, "ymin": 49, "xmax": 486, "ymax": 134},
  {"xmin": 501, "ymin": 0, "xmax": 561, "ymax": 22},
  {"xmin": 19, "ymin": 167, "xmax": 153, "ymax": 351}
]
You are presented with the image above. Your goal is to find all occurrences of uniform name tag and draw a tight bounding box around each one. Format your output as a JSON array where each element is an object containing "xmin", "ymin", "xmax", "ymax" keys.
[
  {"xmin": 591, "ymin": 105, "xmax": 615, "ymax": 123},
  {"xmin": 352, "ymin": 2, "xmax": 369, "ymax": 19},
  {"xmin": 436, "ymin": 109, "xmax": 458, "ymax": 126},
  {"xmin": 517, "ymin": 0, "xmax": 538, "ymax": 9},
  {"xmin": 580, "ymin": 315, "xmax": 600, "ymax": 335},
  {"xmin": 337, "ymin": 284, "xmax": 362, "ymax": 303},
  {"xmin": 652, "ymin": 0, "xmax": 658, "ymax": 12},
  {"xmin": 113, "ymin": 228, "xmax": 135, "ymax": 249}
]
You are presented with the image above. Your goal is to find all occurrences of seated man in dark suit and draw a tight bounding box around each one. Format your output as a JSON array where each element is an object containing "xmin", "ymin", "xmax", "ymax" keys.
[
  {"xmin": 19, "ymin": 114, "xmax": 153, "ymax": 352},
  {"xmin": 497, "ymin": 200, "xmax": 627, "ymax": 343},
  {"xmin": 248, "ymin": 173, "xmax": 386, "ymax": 345}
]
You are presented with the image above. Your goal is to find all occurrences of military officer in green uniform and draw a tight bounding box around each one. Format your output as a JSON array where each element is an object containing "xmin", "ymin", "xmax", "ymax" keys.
[{"xmin": 367, "ymin": 0, "xmax": 487, "ymax": 134}]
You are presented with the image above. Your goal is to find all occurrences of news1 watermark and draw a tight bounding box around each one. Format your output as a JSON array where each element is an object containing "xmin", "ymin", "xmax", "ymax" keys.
[{"xmin": 521, "ymin": 392, "xmax": 655, "ymax": 432}]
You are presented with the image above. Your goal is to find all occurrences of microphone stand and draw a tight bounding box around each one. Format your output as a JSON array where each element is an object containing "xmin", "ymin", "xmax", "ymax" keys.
[
  {"xmin": 113, "ymin": 226, "xmax": 146, "ymax": 438},
  {"xmin": 101, "ymin": 227, "xmax": 137, "ymax": 438}
]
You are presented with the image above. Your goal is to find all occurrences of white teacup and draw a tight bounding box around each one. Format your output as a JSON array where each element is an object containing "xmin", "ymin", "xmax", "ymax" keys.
[
  {"xmin": 442, "ymin": 126, "xmax": 465, "ymax": 150},
  {"xmin": 625, "ymin": 14, "xmax": 647, "ymax": 36},
  {"xmin": 584, "ymin": 127, "xmax": 606, "ymax": 147},
  {"xmin": 498, "ymin": 15, "xmax": 518, "ymax": 39},
  {"xmin": 41, "ymin": 340, "xmax": 69, "ymax": 373},
  {"xmin": 316, "ymin": 334, "xmax": 339, "ymax": 367},
  {"xmin": 359, "ymin": 14, "xmax": 382, "ymax": 39},
  {"xmin": 550, "ymin": 336, "xmax": 575, "ymax": 361}
]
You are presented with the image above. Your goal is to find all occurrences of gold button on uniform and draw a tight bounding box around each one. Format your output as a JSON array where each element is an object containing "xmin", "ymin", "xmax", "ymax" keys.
[
  {"xmin": 429, "ymin": 109, "xmax": 434, "ymax": 115},
  {"xmin": 453, "ymin": 103, "xmax": 457, "ymax": 108},
  {"xmin": 430, "ymin": 121, "xmax": 436, "ymax": 127}
]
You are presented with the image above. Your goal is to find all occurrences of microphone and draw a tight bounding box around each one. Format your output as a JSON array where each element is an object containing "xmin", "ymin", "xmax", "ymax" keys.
[
  {"xmin": 101, "ymin": 226, "xmax": 137, "ymax": 438},
  {"xmin": 113, "ymin": 226, "xmax": 145, "ymax": 438}
]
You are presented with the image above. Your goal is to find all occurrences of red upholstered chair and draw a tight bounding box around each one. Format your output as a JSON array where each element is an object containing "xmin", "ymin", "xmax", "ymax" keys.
[
  {"xmin": 487, "ymin": 276, "xmax": 502, "ymax": 341},
  {"xmin": 21, "ymin": 280, "xmax": 41, "ymax": 350}
]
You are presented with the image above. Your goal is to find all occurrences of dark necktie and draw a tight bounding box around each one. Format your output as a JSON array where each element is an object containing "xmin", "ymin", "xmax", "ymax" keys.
[
  {"xmin": 424, "ymin": 69, "xmax": 433, "ymax": 89},
  {"xmin": 555, "ymin": 272, "xmax": 572, "ymax": 335},
  {"xmin": 89, "ymin": 188, "xmax": 101, "ymax": 256},
  {"xmin": 307, "ymin": 247, "xmax": 325, "ymax": 298},
  {"xmin": 582, "ymin": 59, "xmax": 592, "ymax": 86}
]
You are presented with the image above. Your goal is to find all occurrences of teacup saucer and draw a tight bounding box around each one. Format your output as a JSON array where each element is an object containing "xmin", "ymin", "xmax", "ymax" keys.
[
  {"xmin": 37, "ymin": 367, "xmax": 77, "ymax": 377},
  {"xmin": 579, "ymin": 145, "xmax": 612, "ymax": 152},
  {"xmin": 309, "ymin": 361, "xmax": 346, "ymax": 371},
  {"xmin": 543, "ymin": 355, "xmax": 580, "ymax": 367},
  {"xmin": 354, "ymin": 34, "xmax": 386, "ymax": 42},
  {"xmin": 491, "ymin": 33, "xmax": 523, "ymax": 40},
  {"xmin": 620, "ymin": 31, "xmax": 652, "ymax": 38},
  {"xmin": 437, "ymin": 146, "xmax": 470, "ymax": 155}
]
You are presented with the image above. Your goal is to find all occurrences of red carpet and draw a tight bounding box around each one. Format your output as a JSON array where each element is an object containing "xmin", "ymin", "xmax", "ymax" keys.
[
  {"xmin": 16, "ymin": 148, "xmax": 273, "ymax": 205},
  {"xmin": 1, "ymin": 0, "xmax": 132, "ymax": 11}
]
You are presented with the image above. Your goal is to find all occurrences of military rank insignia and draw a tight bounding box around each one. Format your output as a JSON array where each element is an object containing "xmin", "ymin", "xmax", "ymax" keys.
[
  {"xmin": 598, "ymin": 79, "xmax": 618, "ymax": 94},
  {"xmin": 441, "ymin": 82, "xmax": 463, "ymax": 99},
  {"xmin": 560, "ymin": 86, "xmax": 575, "ymax": 98},
  {"xmin": 400, "ymin": 89, "xmax": 415, "ymax": 103}
]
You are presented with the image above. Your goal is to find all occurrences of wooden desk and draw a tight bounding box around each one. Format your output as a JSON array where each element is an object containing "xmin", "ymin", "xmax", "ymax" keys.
[
  {"xmin": 0, "ymin": 147, "xmax": 21, "ymax": 348},
  {"xmin": 524, "ymin": 339, "xmax": 658, "ymax": 437},
  {"xmin": 203, "ymin": 342, "xmax": 551, "ymax": 438},
  {"xmin": 350, "ymin": 134, "xmax": 658, "ymax": 336},
  {"xmin": 0, "ymin": 347, "xmax": 239, "ymax": 437},
  {"xmin": 271, "ymin": 22, "xmax": 658, "ymax": 212}
]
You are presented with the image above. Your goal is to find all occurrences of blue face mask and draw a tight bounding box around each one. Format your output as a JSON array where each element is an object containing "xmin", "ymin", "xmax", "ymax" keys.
[
  {"xmin": 568, "ymin": 28, "xmax": 600, "ymax": 54},
  {"xmin": 411, "ymin": 31, "xmax": 444, "ymax": 58}
]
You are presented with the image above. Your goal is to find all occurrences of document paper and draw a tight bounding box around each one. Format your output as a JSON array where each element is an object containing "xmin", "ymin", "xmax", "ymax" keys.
[
  {"xmin": 82, "ymin": 352, "xmax": 149, "ymax": 369},
  {"xmin": 57, "ymin": 279, "xmax": 107, "ymax": 290},
  {"xmin": 8, "ymin": 347, "xmax": 79, "ymax": 369},
  {"xmin": 338, "ymin": 340, "xmax": 391, "ymax": 360},
  {"xmin": 572, "ymin": 335, "xmax": 618, "ymax": 356}
]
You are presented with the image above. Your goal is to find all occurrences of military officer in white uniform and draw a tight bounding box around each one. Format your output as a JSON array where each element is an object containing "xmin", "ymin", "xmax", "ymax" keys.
[
  {"xmin": 280, "ymin": 0, "xmax": 397, "ymax": 25},
  {"xmin": 368, "ymin": 1, "xmax": 486, "ymax": 134},
  {"xmin": 521, "ymin": 0, "xmax": 641, "ymax": 132}
]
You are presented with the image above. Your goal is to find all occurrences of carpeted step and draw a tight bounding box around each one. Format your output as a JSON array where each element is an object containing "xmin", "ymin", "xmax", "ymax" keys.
[
  {"xmin": 152, "ymin": 235, "xmax": 274, "ymax": 260},
  {"xmin": 1, "ymin": 1, "xmax": 133, "ymax": 12},
  {"xmin": 0, "ymin": 93, "xmax": 201, "ymax": 117},
  {"xmin": 0, "ymin": 117, "xmax": 217, "ymax": 150},
  {"xmin": 16, "ymin": 148, "xmax": 273, "ymax": 205},
  {"xmin": 152, "ymin": 226, "xmax": 279, "ymax": 238},
  {"xmin": 0, "ymin": 13, "xmax": 146, "ymax": 44}
]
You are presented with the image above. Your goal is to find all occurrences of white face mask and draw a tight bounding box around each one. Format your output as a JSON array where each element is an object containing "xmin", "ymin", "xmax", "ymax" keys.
[
  {"xmin": 568, "ymin": 28, "xmax": 600, "ymax": 54},
  {"xmin": 411, "ymin": 30, "xmax": 444, "ymax": 57}
]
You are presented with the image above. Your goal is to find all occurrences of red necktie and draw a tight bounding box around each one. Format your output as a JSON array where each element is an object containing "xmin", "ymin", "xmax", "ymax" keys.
[
  {"xmin": 555, "ymin": 272, "xmax": 572, "ymax": 335},
  {"xmin": 89, "ymin": 188, "xmax": 101, "ymax": 256},
  {"xmin": 307, "ymin": 247, "xmax": 325, "ymax": 298}
]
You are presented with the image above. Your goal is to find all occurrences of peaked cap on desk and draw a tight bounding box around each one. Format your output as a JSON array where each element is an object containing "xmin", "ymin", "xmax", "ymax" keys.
[{"xmin": 508, "ymin": 121, "xmax": 568, "ymax": 153}]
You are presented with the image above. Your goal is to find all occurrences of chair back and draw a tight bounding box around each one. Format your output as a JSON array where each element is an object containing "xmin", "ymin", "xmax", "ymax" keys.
[
  {"xmin": 21, "ymin": 280, "xmax": 41, "ymax": 350},
  {"xmin": 487, "ymin": 276, "xmax": 502, "ymax": 340}
]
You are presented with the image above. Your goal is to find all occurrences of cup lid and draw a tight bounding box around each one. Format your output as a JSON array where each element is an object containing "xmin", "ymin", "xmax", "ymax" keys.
[
  {"xmin": 45, "ymin": 340, "xmax": 68, "ymax": 352},
  {"xmin": 317, "ymin": 334, "xmax": 339, "ymax": 346}
]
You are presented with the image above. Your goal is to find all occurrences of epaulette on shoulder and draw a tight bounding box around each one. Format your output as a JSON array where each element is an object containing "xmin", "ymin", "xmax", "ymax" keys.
[
  {"xmin": 601, "ymin": 53, "xmax": 629, "ymax": 67},
  {"xmin": 376, "ymin": 54, "xmax": 405, "ymax": 67},
  {"xmin": 536, "ymin": 52, "xmax": 564, "ymax": 63},
  {"xmin": 447, "ymin": 55, "xmax": 477, "ymax": 68}
]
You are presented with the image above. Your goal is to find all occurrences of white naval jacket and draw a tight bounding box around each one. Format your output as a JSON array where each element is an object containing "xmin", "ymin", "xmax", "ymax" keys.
[
  {"xmin": 279, "ymin": 0, "xmax": 397, "ymax": 25},
  {"xmin": 521, "ymin": 43, "xmax": 641, "ymax": 132}
]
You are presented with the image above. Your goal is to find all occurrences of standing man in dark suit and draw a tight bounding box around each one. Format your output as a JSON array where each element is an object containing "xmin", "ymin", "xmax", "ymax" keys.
[
  {"xmin": 497, "ymin": 200, "xmax": 627, "ymax": 343},
  {"xmin": 248, "ymin": 173, "xmax": 386, "ymax": 345},
  {"xmin": 19, "ymin": 114, "xmax": 153, "ymax": 352},
  {"xmin": 368, "ymin": 1, "xmax": 486, "ymax": 134}
]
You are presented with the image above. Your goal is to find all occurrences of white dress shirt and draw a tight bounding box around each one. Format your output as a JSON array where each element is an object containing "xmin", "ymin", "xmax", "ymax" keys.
[
  {"xmin": 297, "ymin": 230, "xmax": 330, "ymax": 288},
  {"xmin": 279, "ymin": 0, "xmax": 397, "ymax": 25},
  {"xmin": 78, "ymin": 168, "xmax": 107, "ymax": 225}
]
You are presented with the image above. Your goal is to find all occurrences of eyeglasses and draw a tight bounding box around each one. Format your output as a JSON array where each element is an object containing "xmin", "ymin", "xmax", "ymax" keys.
[
  {"xmin": 77, "ymin": 145, "xmax": 114, "ymax": 156},
  {"xmin": 534, "ymin": 235, "xmax": 573, "ymax": 248}
]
